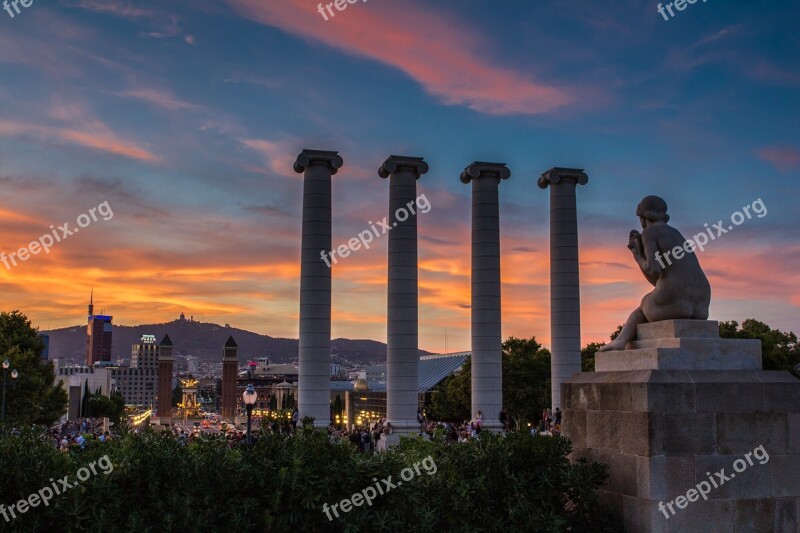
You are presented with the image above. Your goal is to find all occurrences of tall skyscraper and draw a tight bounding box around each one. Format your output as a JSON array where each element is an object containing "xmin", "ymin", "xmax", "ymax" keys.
[{"xmin": 86, "ymin": 290, "xmax": 112, "ymax": 367}]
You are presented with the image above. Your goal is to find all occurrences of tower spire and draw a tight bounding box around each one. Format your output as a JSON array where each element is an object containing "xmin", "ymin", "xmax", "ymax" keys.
[{"xmin": 88, "ymin": 285, "xmax": 94, "ymax": 317}]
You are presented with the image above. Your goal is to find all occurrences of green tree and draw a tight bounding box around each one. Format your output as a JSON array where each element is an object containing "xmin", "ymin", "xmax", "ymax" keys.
[
  {"xmin": 426, "ymin": 357, "xmax": 471, "ymax": 422},
  {"xmin": 109, "ymin": 393, "xmax": 126, "ymax": 426},
  {"xmin": 286, "ymin": 392, "xmax": 295, "ymax": 410},
  {"xmin": 720, "ymin": 319, "xmax": 800, "ymax": 372},
  {"xmin": 332, "ymin": 394, "xmax": 343, "ymax": 419},
  {"xmin": 172, "ymin": 383, "xmax": 182, "ymax": 407},
  {"xmin": 427, "ymin": 337, "xmax": 553, "ymax": 428},
  {"xmin": 502, "ymin": 337, "xmax": 551, "ymax": 429},
  {"xmin": 88, "ymin": 395, "xmax": 114, "ymax": 418},
  {"xmin": 81, "ymin": 380, "xmax": 91, "ymax": 417},
  {"xmin": 581, "ymin": 342, "xmax": 605, "ymax": 372},
  {"xmin": 0, "ymin": 311, "xmax": 67, "ymax": 426}
]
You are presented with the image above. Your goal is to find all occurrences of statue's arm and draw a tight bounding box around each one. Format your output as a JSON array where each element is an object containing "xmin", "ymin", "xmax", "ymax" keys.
[{"xmin": 632, "ymin": 230, "xmax": 661, "ymax": 286}]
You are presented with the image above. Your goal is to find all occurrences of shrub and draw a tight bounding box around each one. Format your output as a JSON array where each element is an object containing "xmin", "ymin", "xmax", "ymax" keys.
[{"xmin": 0, "ymin": 427, "xmax": 621, "ymax": 532}]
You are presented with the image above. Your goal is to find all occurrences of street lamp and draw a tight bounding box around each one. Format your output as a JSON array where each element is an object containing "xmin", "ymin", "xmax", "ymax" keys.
[
  {"xmin": 2, "ymin": 359, "xmax": 20, "ymax": 422},
  {"xmin": 242, "ymin": 384, "xmax": 257, "ymax": 445}
]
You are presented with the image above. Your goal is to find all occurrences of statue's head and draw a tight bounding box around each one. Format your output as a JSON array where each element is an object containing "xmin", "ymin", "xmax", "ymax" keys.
[{"xmin": 636, "ymin": 195, "xmax": 670, "ymax": 227}]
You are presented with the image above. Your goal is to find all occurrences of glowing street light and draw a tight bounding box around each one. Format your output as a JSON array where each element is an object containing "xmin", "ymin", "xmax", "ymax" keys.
[
  {"xmin": 2, "ymin": 359, "xmax": 20, "ymax": 422},
  {"xmin": 242, "ymin": 384, "xmax": 257, "ymax": 445}
]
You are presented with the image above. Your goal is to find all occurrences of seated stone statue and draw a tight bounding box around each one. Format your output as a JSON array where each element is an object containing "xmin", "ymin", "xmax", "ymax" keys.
[{"xmin": 599, "ymin": 195, "xmax": 711, "ymax": 352}]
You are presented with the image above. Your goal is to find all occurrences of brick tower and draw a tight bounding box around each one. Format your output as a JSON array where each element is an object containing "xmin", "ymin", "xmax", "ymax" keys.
[{"xmin": 221, "ymin": 336, "xmax": 238, "ymax": 419}]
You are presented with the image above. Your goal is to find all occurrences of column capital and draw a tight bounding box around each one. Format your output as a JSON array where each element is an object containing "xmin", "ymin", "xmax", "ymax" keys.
[
  {"xmin": 378, "ymin": 155, "xmax": 428, "ymax": 179},
  {"xmin": 537, "ymin": 167, "xmax": 588, "ymax": 189},
  {"xmin": 293, "ymin": 149, "xmax": 344, "ymax": 175},
  {"xmin": 460, "ymin": 161, "xmax": 511, "ymax": 184}
]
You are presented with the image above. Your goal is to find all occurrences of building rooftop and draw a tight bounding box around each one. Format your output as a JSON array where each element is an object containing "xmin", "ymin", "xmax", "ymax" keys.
[{"xmin": 331, "ymin": 352, "xmax": 469, "ymax": 393}]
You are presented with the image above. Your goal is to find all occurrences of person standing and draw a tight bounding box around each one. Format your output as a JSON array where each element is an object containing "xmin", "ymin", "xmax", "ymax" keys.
[{"xmin": 499, "ymin": 408, "xmax": 509, "ymax": 432}]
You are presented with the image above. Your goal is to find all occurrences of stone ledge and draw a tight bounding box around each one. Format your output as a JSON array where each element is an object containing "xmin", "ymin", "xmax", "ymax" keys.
[
  {"xmin": 596, "ymin": 345, "xmax": 761, "ymax": 371},
  {"xmin": 636, "ymin": 319, "xmax": 720, "ymax": 340},
  {"xmin": 596, "ymin": 319, "xmax": 762, "ymax": 371}
]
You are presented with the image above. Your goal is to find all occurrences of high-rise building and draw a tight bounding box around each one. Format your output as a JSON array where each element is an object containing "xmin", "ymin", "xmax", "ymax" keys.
[
  {"xmin": 111, "ymin": 334, "xmax": 161, "ymax": 408},
  {"xmin": 131, "ymin": 335, "xmax": 159, "ymax": 368},
  {"xmin": 86, "ymin": 290, "xmax": 113, "ymax": 367}
]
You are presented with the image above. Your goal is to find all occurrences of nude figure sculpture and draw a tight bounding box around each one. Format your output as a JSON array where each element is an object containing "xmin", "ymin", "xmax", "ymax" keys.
[{"xmin": 598, "ymin": 195, "xmax": 711, "ymax": 352}]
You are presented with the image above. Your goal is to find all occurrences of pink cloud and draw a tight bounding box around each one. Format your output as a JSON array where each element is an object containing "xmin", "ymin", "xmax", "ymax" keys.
[
  {"xmin": 0, "ymin": 120, "xmax": 160, "ymax": 163},
  {"xmin": 226, "ymin": 0, "xmax": 573, "ymax": 115},
  {"xmin": 113, "ymin": 88, "xmax": 203, "ymax": 111},
  {"xmin": 73, "ymin": 0, "xmax": 155, "ymax": 18},
  {"xmin": 240, "ymin": 138, "xmax": 299, "ymax": 178},
  {"xmin": 757, "ymin": 145, "xmax": 800, "ymax": 173}
]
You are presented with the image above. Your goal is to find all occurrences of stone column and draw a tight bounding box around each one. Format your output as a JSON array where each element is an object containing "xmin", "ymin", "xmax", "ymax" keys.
[
  {"xmin": 538, "ymin": 167, "xmax": 588, "ymax": 410},
  {"xmin": 294, "ymin": 149, "xmax": 343, "ymax": 428},
  {"xmin": 157, "ymin": 334, "xmax": 174, "ymax": 421},
  {"xmin": 221, "ymin": 336, "xmax": 238, "ymax": 419},
  {"xmin": 461, "ymin": 161, "xmax": 510, "ymax": 432},
  {"xmin": 379, "ymin": 155, "xmax": 428, "ymax": 434}
]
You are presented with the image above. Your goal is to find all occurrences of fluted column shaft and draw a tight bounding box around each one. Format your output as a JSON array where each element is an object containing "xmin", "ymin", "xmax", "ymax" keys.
[
  {"xmin": 295, "ymin": 149, "xmax": 343, "ymax": 427},
  {"xmin": 461, "ymin": 162, "xmax": 509, "ymax": 431},
  {"xmin": 539, "ymin": 167, "xmax": 588, "ymax": 410},
  {"xmin": 379, "ymin": 155, "xmax": 428, "ymax": 433}
]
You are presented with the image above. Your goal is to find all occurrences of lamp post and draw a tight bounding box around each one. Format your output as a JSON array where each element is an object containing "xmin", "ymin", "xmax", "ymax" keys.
[
  {"xmin": 243, "ymin": 384, "xmax": 257, "ymax": 445},
  {"xmin": 2, "ymin": 359, "xmax": 19, "ymax": 422}
]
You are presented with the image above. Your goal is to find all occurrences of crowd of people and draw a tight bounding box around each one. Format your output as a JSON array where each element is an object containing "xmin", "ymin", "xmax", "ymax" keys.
[
  {"xmin": 321, "ymin": 406, "xmax": 563, "ymax": 453},
  {"xmin": 5, "ymin": 406, "xmax": 562, "ymax": 453},
  {"xmin": 39, "ymin": 417, "xmax": 113, "ymax": 451}
]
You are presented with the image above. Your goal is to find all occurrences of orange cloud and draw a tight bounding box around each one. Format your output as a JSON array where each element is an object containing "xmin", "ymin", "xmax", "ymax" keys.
[{"xmin": 226, "ymin": 0, "xmax": 573, "ymax": 115}]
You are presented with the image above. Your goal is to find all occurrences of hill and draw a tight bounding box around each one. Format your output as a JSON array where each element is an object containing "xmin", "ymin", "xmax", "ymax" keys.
[{"xmin": 41, "ymin": 319, "xmax": 413, "ymax": 366}]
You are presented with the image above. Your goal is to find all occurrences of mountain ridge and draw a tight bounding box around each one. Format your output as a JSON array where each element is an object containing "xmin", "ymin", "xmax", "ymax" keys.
[{"xmin": 41, "ymin": 319, "xmax": 420, "ymax": 366}]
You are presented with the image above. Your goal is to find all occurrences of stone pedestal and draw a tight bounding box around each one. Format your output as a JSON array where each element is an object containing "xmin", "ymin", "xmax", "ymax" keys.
[{"xmin": 564, "ymin": 320, "xmax": 800, "ymax": 532}]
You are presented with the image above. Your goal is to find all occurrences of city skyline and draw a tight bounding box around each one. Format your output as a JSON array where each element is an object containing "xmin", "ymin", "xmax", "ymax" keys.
[{"xmin": 1, "ymin": 0, "xmax": 798, "ymax": 353}]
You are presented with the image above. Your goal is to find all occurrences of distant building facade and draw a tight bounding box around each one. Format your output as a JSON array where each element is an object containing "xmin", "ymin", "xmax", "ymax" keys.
[
  {"xmin": 39, "ymin": 333, "xmax": 49, "ymax": 360},
  {"xmin": 55, "ymin": 365, "xmax": 113, "ymax": 420},
  {"xmin": 131, "ymin": 335, "xmax": 158, "ymax": 368},
  {"xmin": 86, "ymin": 292, "xmax": 112, "ymax": 366},
  {"xmin": 110, "ymin": 334, "xmax": 172, "ymax": 408}
]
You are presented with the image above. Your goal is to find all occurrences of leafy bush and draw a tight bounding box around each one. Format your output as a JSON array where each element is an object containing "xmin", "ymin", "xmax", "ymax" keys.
[{"xmin": 0, "ymin": 427, "xmax": 621, "ymax": 532}]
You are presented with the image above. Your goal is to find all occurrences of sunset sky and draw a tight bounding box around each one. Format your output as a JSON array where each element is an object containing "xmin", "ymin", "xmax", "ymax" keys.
[{"xmin": 0, "ymin": 0, "xmax": 798, "ymax": 353}]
